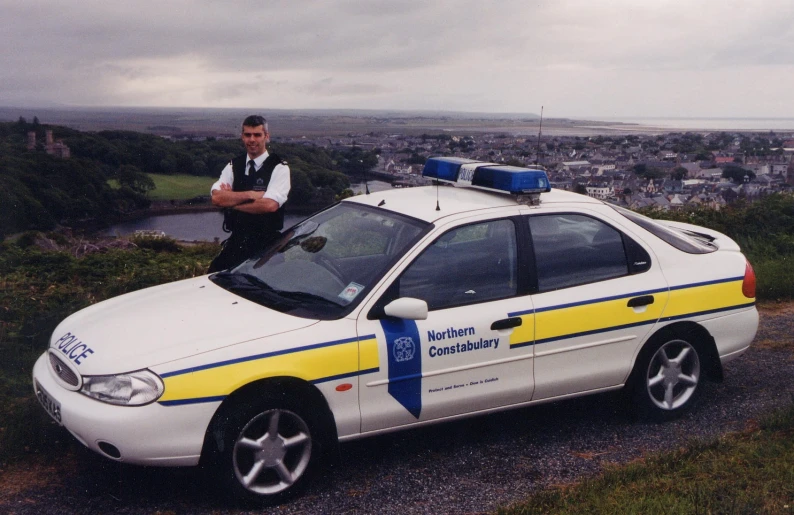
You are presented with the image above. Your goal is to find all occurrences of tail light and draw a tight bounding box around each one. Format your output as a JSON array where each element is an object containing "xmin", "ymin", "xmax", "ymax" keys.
[{"xmin": 742, "ymin": 260, "xmax": 756, "ymax": 298}]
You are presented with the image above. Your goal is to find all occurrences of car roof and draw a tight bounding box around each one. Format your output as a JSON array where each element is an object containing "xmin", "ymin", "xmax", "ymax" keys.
[{"xmin": 343, "ymin": 185, "xmax": 604, "ymax": 223}]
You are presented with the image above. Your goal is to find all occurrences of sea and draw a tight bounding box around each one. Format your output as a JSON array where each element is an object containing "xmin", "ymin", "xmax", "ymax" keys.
[{"xmin": 602, "ymin": 117, "xmax": 794, "ymax": 132}]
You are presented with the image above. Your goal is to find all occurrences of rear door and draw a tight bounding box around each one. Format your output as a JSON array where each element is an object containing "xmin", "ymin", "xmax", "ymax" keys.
[{"xmin": 525, "ymin": 208, "xmax": 670, "ymax": 400}]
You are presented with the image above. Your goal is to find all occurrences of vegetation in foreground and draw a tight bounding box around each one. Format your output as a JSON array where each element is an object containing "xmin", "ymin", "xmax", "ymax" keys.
[
  {"xmin": 499, "ymin": 405, "xmax": 794, "ymax": 515},
  {"xmin": 0, "ymin": 235, "xmax": 218, "ymax": 462}
]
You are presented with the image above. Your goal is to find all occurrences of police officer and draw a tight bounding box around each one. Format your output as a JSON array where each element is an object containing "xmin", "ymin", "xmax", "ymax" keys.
[{"xmin": 208, "ymin": 115, "xmax": 291, "ymax": 272}]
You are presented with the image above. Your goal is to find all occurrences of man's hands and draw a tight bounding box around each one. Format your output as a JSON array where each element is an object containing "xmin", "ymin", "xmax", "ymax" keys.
[
  {"xmin": 211, "ymin": 183, "xmax": 279, "ymax": 213},
  {"xmin": 211, "ymin": 183, "xmax": 261, "ymax": 206}
]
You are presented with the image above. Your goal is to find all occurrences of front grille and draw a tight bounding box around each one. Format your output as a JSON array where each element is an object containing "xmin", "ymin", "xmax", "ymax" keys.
[{"xmin": 49, "ymin": 353, "xmax": 79, "ymax": 387}]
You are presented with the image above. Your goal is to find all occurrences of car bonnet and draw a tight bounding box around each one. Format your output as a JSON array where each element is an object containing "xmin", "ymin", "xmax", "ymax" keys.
[{"xmin": 48, "ymin": 275, "xmax": 318, "ymax": 376}]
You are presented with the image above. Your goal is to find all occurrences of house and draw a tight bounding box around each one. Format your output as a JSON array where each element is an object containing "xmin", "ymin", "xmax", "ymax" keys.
[
  {"xmin": 692, "ymin": 167, "xmax": 723, "ymax": 180},
  {"xmin": 561, "ymin": 160, "xmax": 591, "ymax": 171},
  {"xmin": 668, "ymin": 194, "xmax": 686, "ymax": 209},
  {"xmin": 585, "ymin": 183, "xmax": 614, "ymax": 200}
]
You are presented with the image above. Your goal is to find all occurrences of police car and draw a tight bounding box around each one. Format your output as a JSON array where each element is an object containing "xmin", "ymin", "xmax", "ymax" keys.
[{"xmin": 33, "ymin": 157, "xmax": 758, "ymax": 504}]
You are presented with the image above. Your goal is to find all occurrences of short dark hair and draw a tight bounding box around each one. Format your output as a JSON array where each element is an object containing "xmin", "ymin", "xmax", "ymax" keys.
[{"xmin": 242, "ymin": 115, "xmax": 267, "ymax": 130}]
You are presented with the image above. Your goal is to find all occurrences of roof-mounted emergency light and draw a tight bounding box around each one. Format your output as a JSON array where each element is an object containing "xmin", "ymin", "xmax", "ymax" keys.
[{"xmin": 422, "ymin": 157, "xmax": 551, "ymax": 197}]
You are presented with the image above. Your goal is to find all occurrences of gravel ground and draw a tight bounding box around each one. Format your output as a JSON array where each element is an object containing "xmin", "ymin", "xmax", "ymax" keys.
[{"xmin": 2, "ymin": 304, "xmax": 793, "ymax": 515}]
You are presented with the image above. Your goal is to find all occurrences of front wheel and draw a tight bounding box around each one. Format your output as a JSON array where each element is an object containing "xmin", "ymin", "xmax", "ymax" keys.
[
  {"xmin": 630, "ymin": 332, "xmax": 704, "ymax": 422},
  {"xmin": 217, "ymin": 398, "xmax": 320, "ymax": 505}
]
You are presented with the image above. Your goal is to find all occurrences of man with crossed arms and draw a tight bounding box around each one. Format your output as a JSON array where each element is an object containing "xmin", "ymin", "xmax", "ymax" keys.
[{"xmin": 208, "ymin": 115, "xmax": 291, "ymax": 272}]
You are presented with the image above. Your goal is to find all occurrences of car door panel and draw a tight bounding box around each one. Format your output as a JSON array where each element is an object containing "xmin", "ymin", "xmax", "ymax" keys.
[
  {"xmin": 526, "ymin": 211, "xmax": 669, "ymax": 400},
  {"xmin": 356, "ymin": 215, "xmax": 536, "ymax": 433}
]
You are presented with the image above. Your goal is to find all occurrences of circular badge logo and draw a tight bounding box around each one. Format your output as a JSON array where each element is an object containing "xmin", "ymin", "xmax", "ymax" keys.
[{"xmin": 392, "ymin": 336, "xmax": 416, "ymax": 362}]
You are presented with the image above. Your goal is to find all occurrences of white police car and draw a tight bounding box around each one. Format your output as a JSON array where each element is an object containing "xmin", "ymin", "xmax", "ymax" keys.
[{"xmin": 33, "ymin": 157, "xmax": 758, "ymax": 504}]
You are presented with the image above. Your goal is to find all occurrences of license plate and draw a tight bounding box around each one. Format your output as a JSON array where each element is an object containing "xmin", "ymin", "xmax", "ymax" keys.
[{"xmin": 35, "ymin": 381, "xmax": 62, "ymax": 425}]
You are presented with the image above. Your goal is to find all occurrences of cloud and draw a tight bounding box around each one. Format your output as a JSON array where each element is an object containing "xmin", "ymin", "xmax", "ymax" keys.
[{"xmin": 1, "ymin": 0, "xmax": 793, "ymax": 116}]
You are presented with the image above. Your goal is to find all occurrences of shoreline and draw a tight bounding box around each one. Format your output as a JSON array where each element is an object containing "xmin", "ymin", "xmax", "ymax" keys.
[{"xmin": 120, "ymin": 201, "xmax": 323, "ymax": 222}]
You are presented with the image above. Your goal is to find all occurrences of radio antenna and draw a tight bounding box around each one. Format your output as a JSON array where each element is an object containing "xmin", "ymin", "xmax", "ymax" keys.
[
  {"xmin": 535, "ymin": 106, "xmax": 544, "ymax": 165},
  {"xmin": 363, "ymin": 157, "xmax": 370, "ymax": 195}
]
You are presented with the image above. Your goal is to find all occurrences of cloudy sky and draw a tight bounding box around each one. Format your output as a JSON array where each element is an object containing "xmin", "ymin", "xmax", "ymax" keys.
[{"xmin": 2, "ymin": 0, "xmax": 793, "ymax": 118}]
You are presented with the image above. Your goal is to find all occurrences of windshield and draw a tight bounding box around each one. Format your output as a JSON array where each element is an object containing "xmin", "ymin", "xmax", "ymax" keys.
[{"xmin": 210, "ymin": 203, "xmax": 428, "ymax": 319}]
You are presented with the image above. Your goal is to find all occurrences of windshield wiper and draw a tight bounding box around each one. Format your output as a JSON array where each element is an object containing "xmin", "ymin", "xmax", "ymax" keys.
[
  {"xmin": 269, "ymin": 289, "xmax": 343, "ymax": 307},
  {"xmin": 211, "ymin": 272, "xmax": 342, "ymax": 310},
  {"xmin": 212, "ymin": 272, "xmax": 279, "ymax": 293}
]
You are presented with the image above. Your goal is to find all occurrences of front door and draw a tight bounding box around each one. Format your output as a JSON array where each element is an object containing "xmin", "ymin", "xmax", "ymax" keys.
[{"xmin": 357, "ymin": 216, "xmax": 536, "ymax": 433}]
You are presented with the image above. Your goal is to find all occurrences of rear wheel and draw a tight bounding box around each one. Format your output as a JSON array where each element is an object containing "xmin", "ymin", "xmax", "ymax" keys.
[
  {"xmin": 631, "ymin": 331, "xmax": 704, "ymax": 421},
  {"xmin": 215, "ymin": 395, "xmax": 321, "ymax": 505}
]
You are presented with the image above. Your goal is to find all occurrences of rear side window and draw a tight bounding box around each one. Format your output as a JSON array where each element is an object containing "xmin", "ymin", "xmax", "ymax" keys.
[
  {"xmin": 609, "ymin": 205, "xmax": 716, "ymax": 254},
  {"xmin": 528, "ymin": 214, "xmax": 629, "ymax": 291}
]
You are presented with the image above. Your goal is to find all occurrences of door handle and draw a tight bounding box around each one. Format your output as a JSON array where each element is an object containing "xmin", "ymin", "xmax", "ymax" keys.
[
  {"xmin": 627, "ymin": 295, "xmax": 655, "ymax": 308},
  {"xmin": 491, "ymin": 317, "xmax": 523, "ymax": 330}
]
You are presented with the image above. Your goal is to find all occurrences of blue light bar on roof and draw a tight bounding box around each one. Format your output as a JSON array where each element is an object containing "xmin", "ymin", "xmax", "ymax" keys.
[
  {"xmin": 422, "ymin": 157, "xmax": 551, "ymax": 195},
  {"xmin": 421, "ymin": 157, "xmax": 480, "ymax": 182},
  {"xmin": 473, "ymin": 165, "xmax": 551, "ymax": 194}
]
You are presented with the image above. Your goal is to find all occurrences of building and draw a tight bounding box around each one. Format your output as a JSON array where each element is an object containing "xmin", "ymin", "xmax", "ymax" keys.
[
  {"xmin": 585, "ymin": 184, "xmax": 614, "ymax": 200},
  {"xmin": 44, "ymin": 130, "xmax": 71, "ymax": 158}
]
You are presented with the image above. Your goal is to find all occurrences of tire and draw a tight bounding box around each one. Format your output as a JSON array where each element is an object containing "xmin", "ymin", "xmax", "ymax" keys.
[
  {"xmin": 630, "ymin": 329, "xmax": 704, "ymax": 422},
  {"xmin": 215, "ymin": 394, "xmax": 321, "ymax": 506}
]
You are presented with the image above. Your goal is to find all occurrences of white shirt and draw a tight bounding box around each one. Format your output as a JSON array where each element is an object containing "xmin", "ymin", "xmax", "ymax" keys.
[{"xmin": 210, "ymin": 151, "xmax": 291, "ymax": 207}]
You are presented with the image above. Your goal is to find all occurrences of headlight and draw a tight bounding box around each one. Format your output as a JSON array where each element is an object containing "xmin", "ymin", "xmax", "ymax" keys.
[{"xmin": 80, "ymin": 369, "xmax": 164, "ymax": 406}]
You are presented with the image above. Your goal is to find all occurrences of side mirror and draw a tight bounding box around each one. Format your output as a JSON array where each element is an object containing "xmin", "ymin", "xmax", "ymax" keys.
[{"xmin": 383, "ymin": 298, "xmax": 428, "ymax": 320}]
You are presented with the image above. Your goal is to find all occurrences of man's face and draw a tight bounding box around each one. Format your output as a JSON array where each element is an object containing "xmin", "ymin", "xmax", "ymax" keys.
[{"xmin": 241, "ymin": 124, "xmax": 268, "ymax": 158}]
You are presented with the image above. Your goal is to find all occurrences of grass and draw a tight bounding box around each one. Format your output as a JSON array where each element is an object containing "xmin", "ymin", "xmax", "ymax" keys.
[
  {"xmin": 108, "ymin": 174, "xmax": 217, "ymax": 201},
  {"xmin": 498, "ymin": 406, "xmax": 794, "ymax": 515},
  {"xmin": 0, "ymin": 237, "xmax": 219, "ymax": 462},
  {"xmin": 146, "ymin": 174, "xmax": 217, "ymax": 200},
  {"xmin": 753, "ymin": 256, "xmax": 794, "ymax": 302}
]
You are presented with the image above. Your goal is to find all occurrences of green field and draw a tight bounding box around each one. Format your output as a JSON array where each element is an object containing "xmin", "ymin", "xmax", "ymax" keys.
[{"xmin": 109, "ymin": 174, "xmax": 217, "ymax": 201}]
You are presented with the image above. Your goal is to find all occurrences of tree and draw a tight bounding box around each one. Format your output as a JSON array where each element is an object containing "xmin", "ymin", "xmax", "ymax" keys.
[
  {"xmin": 722, "ymin": 165, "xmax": 755, "ymax": 184},
  {"xmin": 671, "ymin": 167, "xmax": 688, "ymax": 181},
  {"xmin": 335, "ymin": 189, "xmax": 355, "ymax": 201},
  {"xmin": 634, "ymin": 164, "xmax": 667, "ymax": 180},
  {"xmin": 117, "ymin": 165, "xmax": 155, "ymax": 195},
  {"xmin": 574, "ymin": 184, "xmax": 588, "ymax": 195}
]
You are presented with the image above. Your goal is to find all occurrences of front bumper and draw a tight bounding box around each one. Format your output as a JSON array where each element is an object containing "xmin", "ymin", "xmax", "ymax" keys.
[{"xmin": 32, "ymin": 353, "xmax": 220, "ymax": 466}]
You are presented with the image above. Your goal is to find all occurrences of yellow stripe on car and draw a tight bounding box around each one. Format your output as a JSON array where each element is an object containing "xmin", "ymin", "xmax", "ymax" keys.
[{"xmin": 159, "ymin": 335, "xmax": 380, "ymax": 405}]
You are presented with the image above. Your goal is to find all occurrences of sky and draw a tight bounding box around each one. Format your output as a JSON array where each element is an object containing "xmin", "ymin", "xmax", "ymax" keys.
[{"xmin": 2, "ymin": 0, "xmax": 793, "ymax": 118}]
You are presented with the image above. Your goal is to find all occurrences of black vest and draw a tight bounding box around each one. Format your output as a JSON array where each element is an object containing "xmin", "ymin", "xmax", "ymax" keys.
[{"xmin": 222, "ymin": 153, "xmax": 286, "ymax": 235}]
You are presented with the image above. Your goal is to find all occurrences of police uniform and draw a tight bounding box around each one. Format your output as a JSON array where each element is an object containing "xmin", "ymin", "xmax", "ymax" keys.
[{"xmin": 208, "ymin": 151, "xmax": 291, "ymax": 272}]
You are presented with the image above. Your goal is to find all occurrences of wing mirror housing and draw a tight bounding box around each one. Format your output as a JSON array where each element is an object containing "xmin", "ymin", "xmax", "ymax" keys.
[{"xmin": 383, "ymin": 298, "xmax": 428, "ymax": 320}]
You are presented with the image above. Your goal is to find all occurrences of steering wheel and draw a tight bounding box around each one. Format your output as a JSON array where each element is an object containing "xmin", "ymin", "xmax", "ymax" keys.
[{"xmin": 315, "ymin": 255, "xmax": 347, "ymax": 285}]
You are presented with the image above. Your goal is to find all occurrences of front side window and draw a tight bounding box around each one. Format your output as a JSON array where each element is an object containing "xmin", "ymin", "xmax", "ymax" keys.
[
  {"xmin": 529, "ymin": 214, "xmax": 628, "ymax": 291},
  {"xmin": 398, "ymin": 219, "xmax": 518, "ymax": 310}
]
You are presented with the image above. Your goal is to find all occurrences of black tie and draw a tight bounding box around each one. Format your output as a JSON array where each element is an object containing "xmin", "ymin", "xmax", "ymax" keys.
[{"xmin": 247, "ymin": 160, "xmax": 256, "ymax": 176}]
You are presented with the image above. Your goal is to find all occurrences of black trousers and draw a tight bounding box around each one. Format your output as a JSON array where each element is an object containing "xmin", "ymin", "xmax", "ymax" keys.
[{"xmin": 208, "ymin": 231, "xmax": 279, "ymax": 273}]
